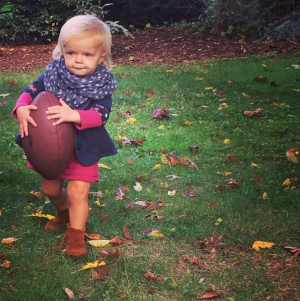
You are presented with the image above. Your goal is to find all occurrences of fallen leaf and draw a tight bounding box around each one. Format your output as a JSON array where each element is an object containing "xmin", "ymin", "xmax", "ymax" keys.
[
  {"xmin": 91, "ymin": 260, "xmax": 108, "ymax": 280},
  {"xmin": 85, "ymin": 233, "xmax": 103, "ymax": 240},
  {"xmin": 150, "ymin": 108, "xmax": 170, "ymax": 119},
  {"xmin": 147, "ymin": 229, "xmax": 165, "ymax": 237},
  {"xmin": 64, "ymin": 287, "xmax": 75, "ymax": 299},
  {"xmin": 166, "ymin": 174, "xmax": 179, "ymax": 180},
  {"xmin": 123, "ymin": 224, "xmax": 132, "ymax": 240},
  {"xmin": 1, "ymin": 237, "xmax": 18, "ymax": 244},
  {"xmin": 244, "ymin": 108, "xmax": 263, "ymax": 116},
  {"xmin": 76, "ymin": 259, "xmax": 106, "ymax": 272},
  {"xmin": 168, "ymin": 189, "xmax": 176, "ymax": 196},
  {"xmin": 87, "ymin": 240, "xmax": 110, "ymax": 247},
  {"xmin": 126, "ymin": 117, "xmax": 137, "ymax": 124},
  {"xmin": 134, "ymin": 182, "xmax": 143, "ymax": 192},
  {"xmin": 252, "ymin": 241, "xmax": 275, "ymax": 252},
  {"xmin": 109, "ymin": 237, "xmax": 124, "ymax": 245},
  {"xmin": 29, "ymin": 210, "xmax": 55, "ymax": 220},
  {"xmin": 153, "ymin": 164, "xmax": 163, "ymax": 169},
  {"xmin": 144, "ymin": 269, "xmax": 164, "ymax": 281},
  {"xmin": 196, "ymin": 291, "xmax": 222, "ymax": 299},
  {"xmin": 30, "ymin": 190, "xmax": 42, "ymax": 198},
  {"xmin": 0, "ymin": 260, "xmax": 11, "ymax": 269},
  {"xmin": 98, "ymin": 163, "xmax": 111, "ymax": 169},
  {"xmin": 286, "ymin": 147, "xmax": 299, "ymax": 163},
  {"xmin": 95, "ymin": 199, "xmax": 105, "ymax": 207}
]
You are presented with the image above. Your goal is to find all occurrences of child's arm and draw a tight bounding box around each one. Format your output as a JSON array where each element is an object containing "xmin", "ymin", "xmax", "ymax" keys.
[
  {"xmin": 12, "ymin": 73, "xmax": 45, "ymax": 136},
  {"xmin": 74, "ymin": 95, "xmax": 113, "ymax": 130}
]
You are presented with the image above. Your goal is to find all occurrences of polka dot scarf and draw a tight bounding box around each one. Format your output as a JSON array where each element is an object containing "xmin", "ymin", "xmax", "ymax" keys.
[{"xmin": 43, "ymin": 56, "xmax": 117, "ymax": 110}]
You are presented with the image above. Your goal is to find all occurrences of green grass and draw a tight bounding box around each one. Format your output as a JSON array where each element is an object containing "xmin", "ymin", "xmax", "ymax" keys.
[{"xmin": 1, "ymin": 54, "xmax": 300, "ymax": 300}]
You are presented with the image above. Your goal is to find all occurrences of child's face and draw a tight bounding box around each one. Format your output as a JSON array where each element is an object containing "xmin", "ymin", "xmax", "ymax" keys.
[{"xmin": 63, "ymin": 35, "xmax": 105, "ymax": 77}]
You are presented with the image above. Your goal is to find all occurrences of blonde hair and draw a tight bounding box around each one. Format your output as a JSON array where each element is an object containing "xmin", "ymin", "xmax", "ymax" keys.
[{"xmin": 52, "ymin": 15, "xmax": 112, "ymax": 70}]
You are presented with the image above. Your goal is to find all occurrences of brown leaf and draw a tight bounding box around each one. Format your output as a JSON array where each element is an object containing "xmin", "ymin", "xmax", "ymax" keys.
[
  {"xmin": 144, "ymin": 269, "xmax": 164, "ymax": 282},
  {"xmin": 91, "ymin": 263, "xmax": 108, "ymax": 280},
  {"xmin": 85, "ymin": 233, "xmax": 103, "ymax": 240},
  {"xmin": 189, "ymin": 145, "xmax": 199, "ymax": 153},
  {"xmin": 64, "ymin": 287, "xmax": 75, "ymax": 299},
  {"xmin": 196, "ymin": 291, "xmax": 222, "ymax": 299},
  {"xmin": 109, "ymin": 237, "xmax": 124, "ymax": 245},
  {"xmin": 123, "ymin": 225, "xmax": 132, "ymax": 240},
  {"xmin": 244, "ymin": 108, "xmax": 263, "ymax": 116}
]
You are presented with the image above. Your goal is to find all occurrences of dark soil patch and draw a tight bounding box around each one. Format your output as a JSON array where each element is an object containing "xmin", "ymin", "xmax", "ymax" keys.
[{"xmin": 0, "ymin": 28, "xmax": 300, "ymax": 72}]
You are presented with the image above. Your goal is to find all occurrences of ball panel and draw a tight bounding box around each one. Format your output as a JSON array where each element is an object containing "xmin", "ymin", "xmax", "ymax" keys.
[{"xmin": 22, "ymin": 92, "xmax": 75, "ymax": 180}]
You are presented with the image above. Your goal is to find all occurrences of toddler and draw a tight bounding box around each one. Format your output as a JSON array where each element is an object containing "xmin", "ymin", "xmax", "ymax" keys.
[{"xmin": 12, "ymin": 15, "xmax": 117, "ymax": 257}]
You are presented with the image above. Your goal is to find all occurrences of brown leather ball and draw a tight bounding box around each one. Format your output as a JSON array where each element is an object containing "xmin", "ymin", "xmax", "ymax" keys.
[{"xmin": 22, "ymin": 92, "xmax": 75, "ymax": 180}]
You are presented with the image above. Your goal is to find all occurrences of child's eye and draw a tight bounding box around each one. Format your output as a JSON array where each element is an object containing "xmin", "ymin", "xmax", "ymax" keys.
[
  {"xmin": 85, "ymin": 53, "xmax": 92, "ymax": 57},
  {"xmin": 66, "ymin": 51, "xmax": 74, "ymax": 55}
]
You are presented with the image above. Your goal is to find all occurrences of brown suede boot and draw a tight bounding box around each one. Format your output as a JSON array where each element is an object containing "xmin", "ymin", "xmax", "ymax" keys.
[
  {"xmin": 45, "ymin": 208, "xmax": 70, "ymax": 232},
  {"xmin": 63, "ymin": 224, "xmax": 88, "ymax": 258}
]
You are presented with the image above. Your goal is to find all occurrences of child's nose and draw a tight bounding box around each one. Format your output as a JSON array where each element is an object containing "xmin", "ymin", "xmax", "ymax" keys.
[{"xmin": 75, "ymin": 55, "xmax": 83, "ymax": 63}]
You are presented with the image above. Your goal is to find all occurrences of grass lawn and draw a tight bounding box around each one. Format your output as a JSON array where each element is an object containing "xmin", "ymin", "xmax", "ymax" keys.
[{"xmin": 1, "ymin": 54, "xmax": 300, "ymax": 300}]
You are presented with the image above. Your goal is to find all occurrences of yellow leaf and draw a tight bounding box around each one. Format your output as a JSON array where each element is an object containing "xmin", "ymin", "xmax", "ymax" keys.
[
  {"xmin": 98, "ymin": 163, "xmax": 111, "ymax": 169},
  {"xmin": 263, "ymin": 192, "xmax": 267, "ymax": 199},
  {"xmin": 87, "ymin": 240, "xmax": 110, "ymax": 247},
  {"xmin": 205, "ymin": 87, "xmax": 213, "ymax": 90},
  {"xmin": 95, "ymin": 199, "xmax": 105, "ymax": 207},
  {"xmin": 76, "ymin": 260, "xmax": 106, "ymax": 272},
  {"xmin": 252, "ymin": 241, "xmax": 275, "ymax": 252},
  {"xmin": 185, "ymin": 121, "xmax": 192, "ymax": 125},
  {"xmin": 243, "ymin": 92, "xmax": 250, "ymax": 97},
  {"xmin": 158, "ymin": 125, "xmax": 164, "ymax": 129},
  {"xmin": 29, "ymin": 211, "xmax": 55, "ymax": 220},
  {"xmin": 153, "ymin": 164, "xmax": 162, "ymax": 169},
  {"xmin": 251, "ymin": 162, "xmax": 260, "ymax": 168},
  {"xmin": 161, "ymin": 154, "xmax": 169, "ymax": 164},
  {"xmin": 262, "ymin": 64, "xmax": 267, "ymax": 67},
  {"xmin": 126, "ymin": 117, "xmax": 137, "ymax": 124},
  {"xmin": 147, "ymin": 230, "xmax": 165, "ymax": 237},
  {"xmin": 196, "ymin": 77, "xmax": 203, "ymax": 80},
  {"xmin": 218, "ymin": 103, "xmax": 228, "ymax": 110},
  {"xmin": 224, "ymin": 139, "xmax": 231, "ymax": 144},
  {"xmin": 173, "ymin": 83, "xmax": 178, "ymax": 88}
]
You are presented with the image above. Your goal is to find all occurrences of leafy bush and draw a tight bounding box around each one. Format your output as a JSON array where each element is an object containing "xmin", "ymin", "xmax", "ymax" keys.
[{"xmin": 0, "ymin": 0, "xmax": 131, "ymax": 44}]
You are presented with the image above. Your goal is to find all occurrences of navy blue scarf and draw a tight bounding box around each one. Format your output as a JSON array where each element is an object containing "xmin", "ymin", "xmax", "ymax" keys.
[{"xmin": 43, "ymin": 56, "xmax": 117, "ymax": 110}]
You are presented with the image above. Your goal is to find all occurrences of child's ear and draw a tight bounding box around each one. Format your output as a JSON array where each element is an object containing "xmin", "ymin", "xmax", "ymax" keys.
[{"xmin": 99, "ymin": 53, "xmax": 106, "ymax": 63}]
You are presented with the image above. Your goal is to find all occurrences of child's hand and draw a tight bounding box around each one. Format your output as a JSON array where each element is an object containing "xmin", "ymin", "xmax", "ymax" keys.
[
  {"xmin": 16, "ymin": 105, "xmax": 37, "ymax": 137},
  {"xmin": 46, "ymin": 98, "xmax": 81, "ymax": 126}
]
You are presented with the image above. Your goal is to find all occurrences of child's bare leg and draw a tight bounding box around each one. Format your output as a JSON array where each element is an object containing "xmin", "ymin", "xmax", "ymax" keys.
[
  {"xmin": 41, "ymin": 178, "xmax": 70, "ymax": 231},
  {"xmin": 67, "ymin": 180, "xmax": 90, "ymax": 229},
  {"xmin": 63, "ymin": 180, "xmax": 90, "ymax": 257},
  {"xmin": 41, "ymin": 178, "xmax": 69, "ymax": 209}
]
